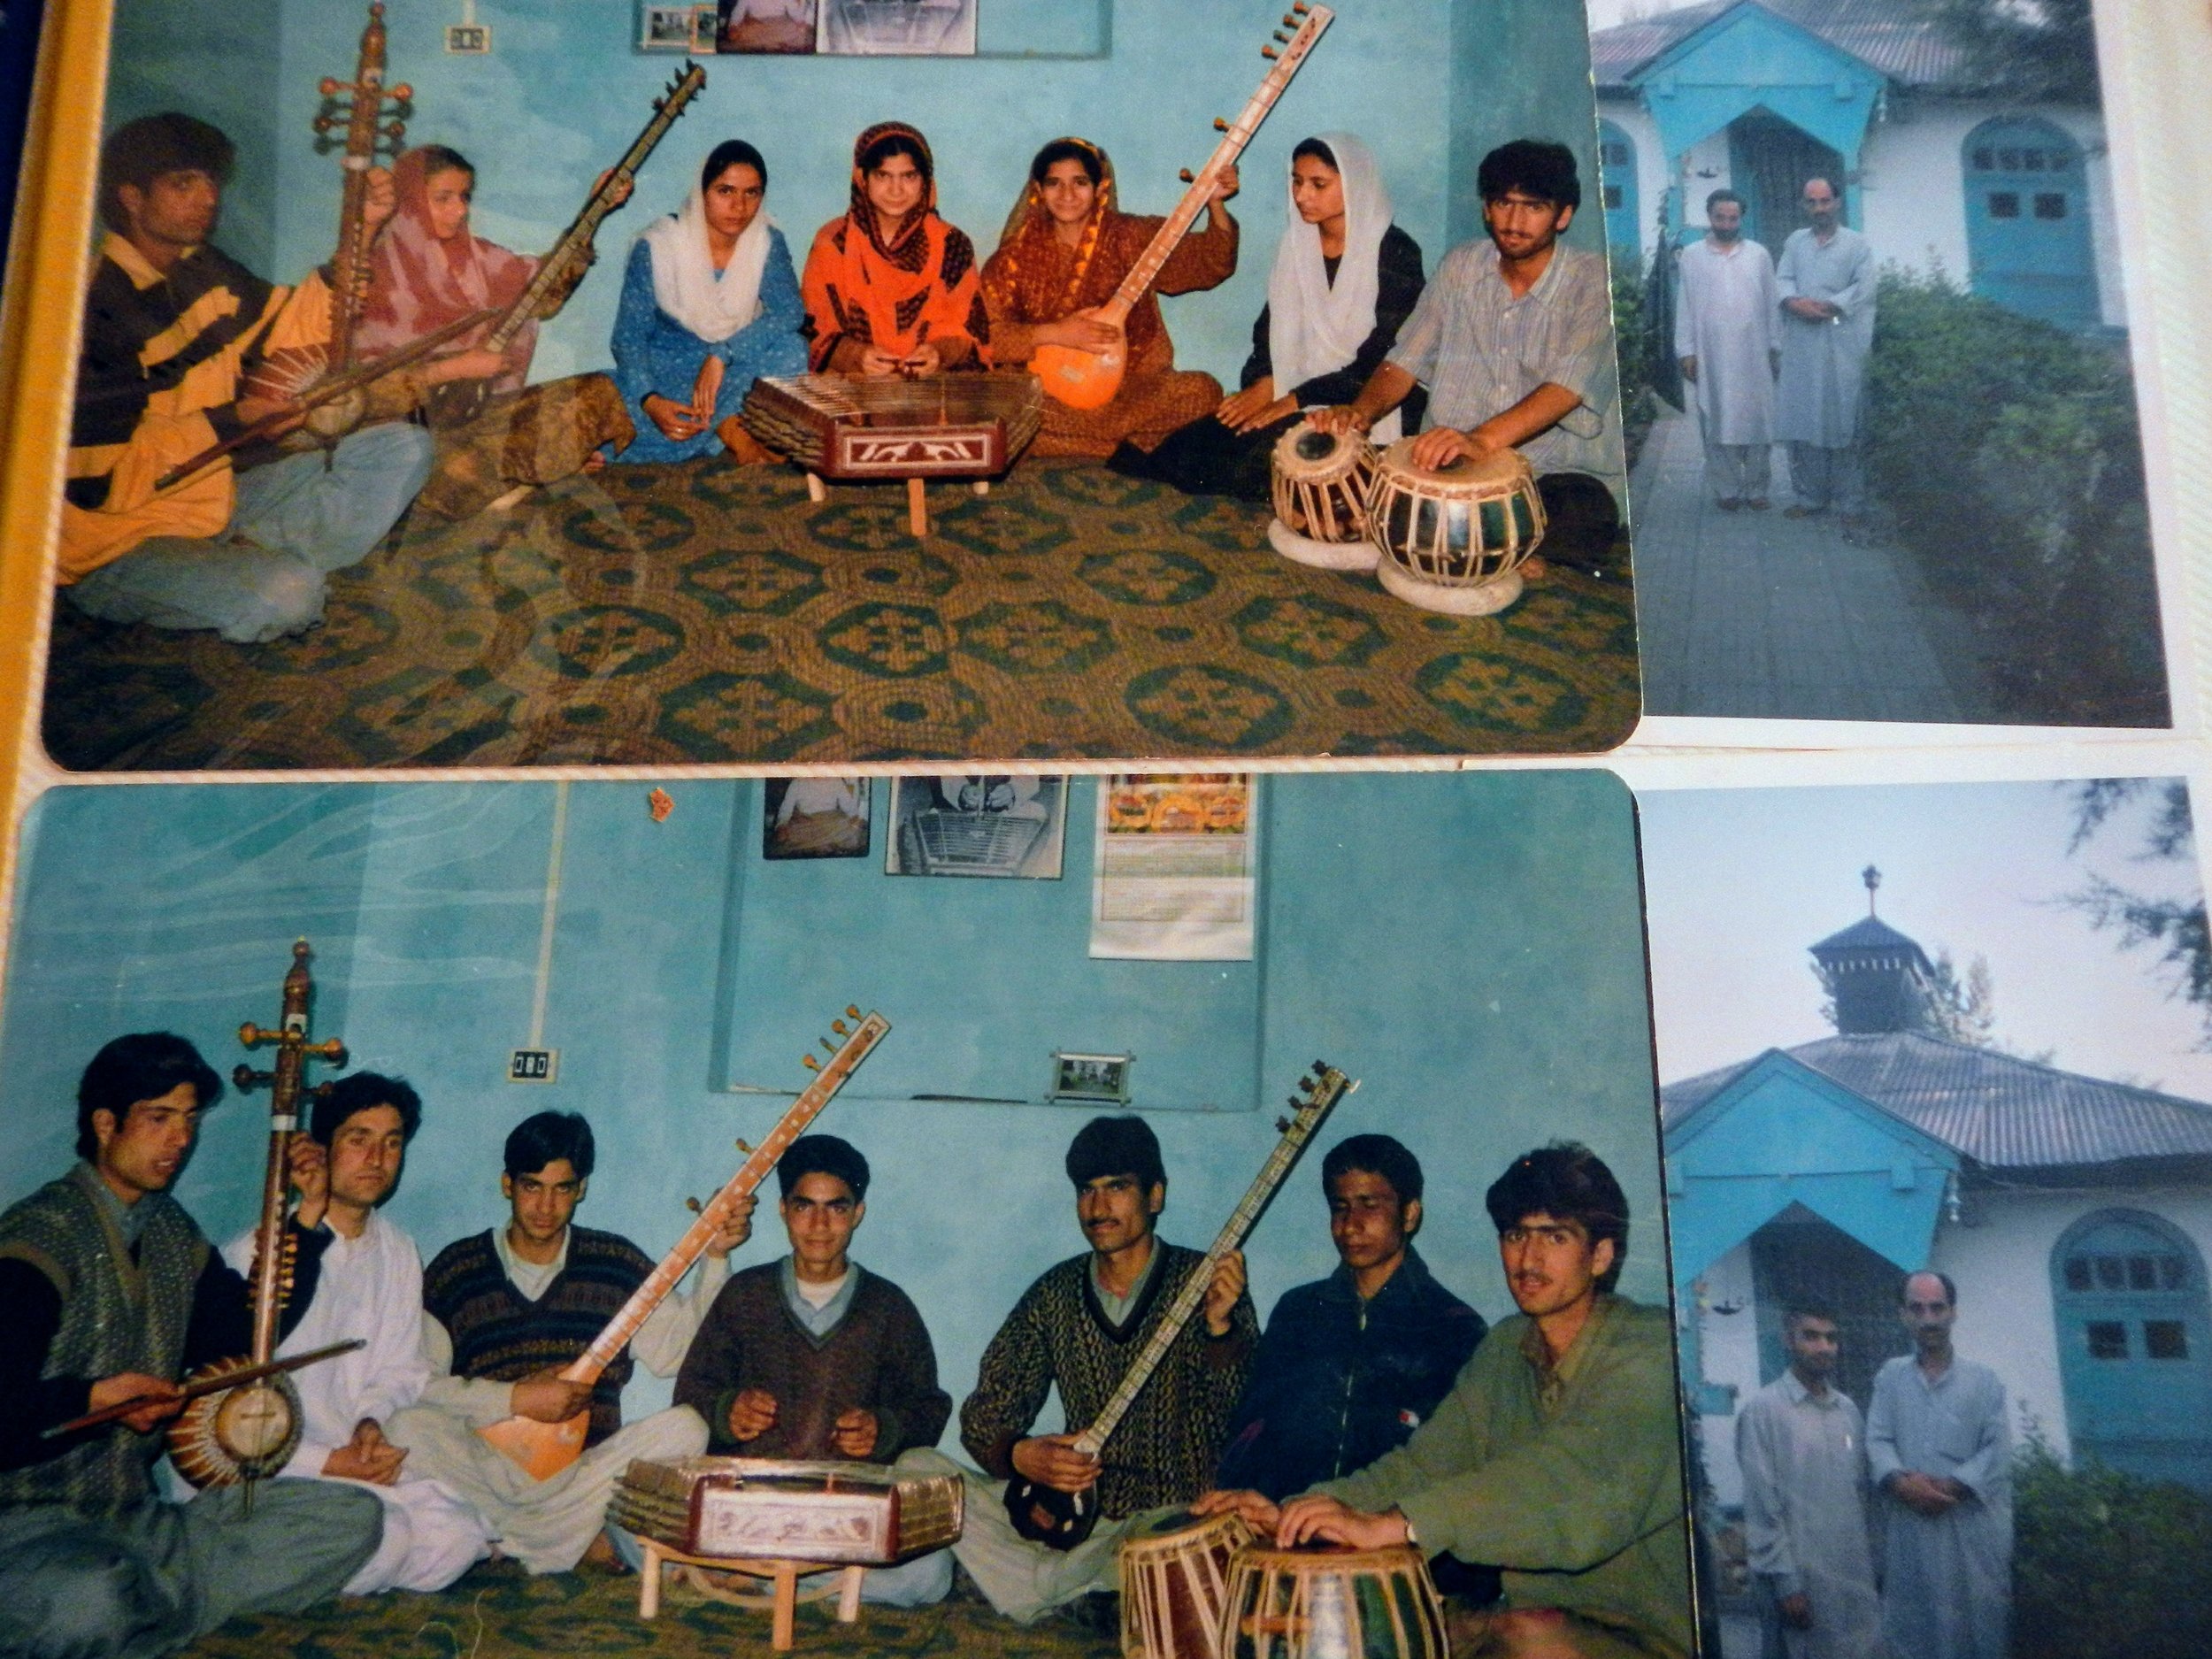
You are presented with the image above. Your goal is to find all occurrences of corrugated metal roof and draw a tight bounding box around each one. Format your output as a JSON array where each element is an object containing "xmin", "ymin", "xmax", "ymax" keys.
[
  {"xmin": 1592, "ymin": 0, "xmax": 1974, "ymax": 93},
  {"xmin": 1663, "ymin": 1032, "xmax": 2212, "ymax": 1169},
  {"xmin": 1810, "ymin": 916, "xmax": 1929, "ymax": 957}
]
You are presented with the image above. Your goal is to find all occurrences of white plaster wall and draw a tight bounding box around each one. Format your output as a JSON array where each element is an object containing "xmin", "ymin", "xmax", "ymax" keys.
[
  {"xmin": 1598, "ymin": 97, "xmax": 1670, "ymax": 260},
  {"xmin": 1691, "ymin": 1240, "xmax": 1763, "ymax": 1509},
  {"xmin": 1930, "ymin": 1186, "xmax": 2212, "ymax": 1463}
]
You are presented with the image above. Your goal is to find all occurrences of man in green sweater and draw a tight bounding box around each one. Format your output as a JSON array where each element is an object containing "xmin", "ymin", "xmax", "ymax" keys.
[{"xmin": 1200, "ymin": 1141, "xmax": 1690, "ymax": 1659}]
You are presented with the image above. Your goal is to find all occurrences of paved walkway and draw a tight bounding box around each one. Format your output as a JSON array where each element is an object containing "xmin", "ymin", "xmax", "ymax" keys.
[{"xmin": 1630, "ymin": 408, "xmax": 1991, "ymax": 722}]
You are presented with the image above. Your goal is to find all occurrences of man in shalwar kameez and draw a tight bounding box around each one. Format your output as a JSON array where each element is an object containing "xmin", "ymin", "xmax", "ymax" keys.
[
  {"xmin": 222, "ymin": 1072, "xmax": 490, "ymax": 1594},
  {"xmin": 1737, "ymin": 1303, "xmax": 1886, "ymax": 1659},
  {"xmin": 1674, "ymin": 189, "xmax": 1778, "ymax": 511},
  {"xmin": 1867, "ymin": 1271, "xmax": 2010, "ymax": 1659},
  {"xmin": 1774, "ymin": 179, "xmax": 1877, "ymax": 538}
]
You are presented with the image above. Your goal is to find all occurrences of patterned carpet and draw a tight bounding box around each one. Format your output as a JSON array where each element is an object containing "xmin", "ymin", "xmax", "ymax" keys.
[
  {"xmin": 188, "ymin": 1558, "xmax": 1118, "ymax": 1659},
  {"xmin": 42, "ymin": 458, "xmax": 1640, "ymax": 770}
]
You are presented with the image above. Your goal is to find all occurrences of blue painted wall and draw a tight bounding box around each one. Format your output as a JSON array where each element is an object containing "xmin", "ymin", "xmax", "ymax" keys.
[
  {"xmin": 0, "ymin": 770, "xmax": 1665, "ymax": 1428},
  {"xmin": 95, "ymin": 0, "xmax": 1607, "ymax": 388}
]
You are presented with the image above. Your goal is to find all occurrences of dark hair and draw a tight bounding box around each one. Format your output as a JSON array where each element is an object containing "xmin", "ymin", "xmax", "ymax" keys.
[
  {"xmin": 100, "ymin": 112, "xmax": 234, "ymax": 234},
  {"xmin": 703, "ymin": 138, "xmax": 768, "ymax": 195},
  {"xmin": 504, "ymin": 1110, "xmax": 595, "ymax": 1180},
  {"xmin": 1784, "ymin": 1300, "xmax": 1839, "ymax": 1332},
  {"xmin": 76, "ymin": 1033, "xmax": 225, "ymax": 1160},
  {"xmin": 1290, "ymin": 137, "xmax": 1339, "ymax": 172},
  {"xmin": 1476, "ymin": 138, "xmax": 1581, "ymax": 211},
  {"xmin": 1321, "ymin": 1133, "xmax": 1423, "ymax": 1205},
  {"xmin": 1066, "ymin": 1114, "xmax": 1164, "ymax": 1193},
  {"xmin": 778, "ymin": 1133, "xmax": 870, "ymax": 1202},
  {"xmin": 1900, "ymin": 1270, "xmax": 1957, "ymax": 1309},
  {"xmin": 1705, "ymin": 188, "xmax": 1744, "ymax": 213},
  {"xmin": 1029, "ymin": 139, "xmax": 1102, "ymax": 188},
  {"xmin": 1485, "ymin": 1141, "xmax": 1628, "ymax": 1291},
  {"xmin": 416, "ymin": 143, "xmax": 474, "ymax": 182},
  {"xmin": 311, "ymin": 1071, "xmax": 422, "ymax": 1147},
  {"xmin": 858, "ymin": 130, "xmax": 929, "ymax": 182}
]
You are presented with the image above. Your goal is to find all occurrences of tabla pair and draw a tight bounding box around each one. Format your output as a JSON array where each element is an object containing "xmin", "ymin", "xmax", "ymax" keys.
[
  {"xmin": 1267, "ymin": 418, "xmax": 1548, "ymax": 618},
  {"xmin": 1120, "ymin": 1508, "xmax": 1450, "ymax": 1659}
]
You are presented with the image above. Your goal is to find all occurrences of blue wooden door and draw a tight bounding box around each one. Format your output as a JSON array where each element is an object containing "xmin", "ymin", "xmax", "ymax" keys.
[
  {"xmin": 1598, "ymin": 120, "xmax": 1640, "ymax": 258},
  {"xmin": 2051, "ymin": 1210, "xmax": 2212, "ymax": 1492},
  {"xmin": 1964, "ymin": 115, "xmax": 2098, "ymax": 329}
]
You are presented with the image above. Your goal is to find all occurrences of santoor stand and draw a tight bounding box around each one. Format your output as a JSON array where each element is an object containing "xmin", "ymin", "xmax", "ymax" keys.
[{"xmin": 638, "ymin": 1541, "xmax": 864, "ymax": 1652}]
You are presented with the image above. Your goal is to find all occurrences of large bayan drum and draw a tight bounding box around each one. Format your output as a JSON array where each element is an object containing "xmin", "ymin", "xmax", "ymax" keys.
[
  {"xmin": 1119, "ymin": 1509, "xmax": 1256, "ymax": 1659},
  {"xmin": 1221, "ymin": 1543, "xmax": 1448, "ymax": 1659},
  {"xmin": 1267, "ymin": 419, "xmax": 1379, "ymax": 571},
  {"xmin": 1365, "ymin": 439, "xmax": 1546, "ymax": 616}
]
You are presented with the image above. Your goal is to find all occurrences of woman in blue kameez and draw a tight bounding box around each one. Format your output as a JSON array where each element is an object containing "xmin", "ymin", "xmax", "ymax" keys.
[{"xmin": 608, "ymin": 139, "xmax": 807, "ymax": 464}]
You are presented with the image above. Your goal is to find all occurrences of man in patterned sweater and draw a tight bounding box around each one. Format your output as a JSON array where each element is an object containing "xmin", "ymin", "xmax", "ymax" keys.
[
  {"xmin": 387, "ymin": 1110, "xmax": 750, "ymax": 1572},
  {"xmin": 0, "ymin": 1033, "xmax": 381, "ymax": 1657},
  {"xmin": 677, "ymin": 1133, "xmax": 953, "ymax": 1605},
  {"xmin": 905, "ymin": 1114, "xmax": 1256, "ymax": 1625}
]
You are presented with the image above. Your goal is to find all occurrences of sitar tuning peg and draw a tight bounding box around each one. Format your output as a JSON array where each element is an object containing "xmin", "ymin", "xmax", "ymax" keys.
[
  {"xmin": 832, "ymin": 1019, "xmax": 849, "ymax": 1035},
  {"xmin": 1313, "ymin": 1059, "xmax": 1328, "ymax": 1072},
  {"xmin": 1283, "ymin": 12, "xmax": 1298, "ymax": 24},
  {"xmin": 685, "ymin": 1196, "xmax": 703, "ymax": 1214},
  {"xmin": 820, "ymin": 1036, "xmax": 838, "ymax": 1054},
  {"xmin": 1180, "ymin": 168, "xmax": 1195, "ymax": 182},
  {"xmin": 319, "ymin": 76, "xmax": 342, "ymax": 95},
  {"xmin": 1293, "ymin": 1, "xmax": 1310, "ymax": 12},
  {"xmin": 1276, "ymin": 1117, "xmax": 1291, "ymax": 1133},
  {"xmin": 1214, "ymin": 118, "xmax": 1229, "ymax": 131},
  {"xmin": 390, "ymin": 82, "xmax": 412, "ymax": 101},
  {"xmin": 1288, "ymin": 1096, "xmax": 1304, "ymax": 1110},
  {"xmin": 1273, "ymin": 31, "xmax": 1290, "ymax": 43},
  {"xmin": 1262, "ymin": 45, "xmax": 1280, "ymax": 58},
  {"xmin": 735, "ymin": 1138, "xmax": 753, "ymax": 1154},
  {"xmin": 846, "ymin": 1005, "xmax": 861, "ymax": 1018},
  {"xmin": 803, "ymin": 1055, "xmax": 820, "ymax": 1071}
]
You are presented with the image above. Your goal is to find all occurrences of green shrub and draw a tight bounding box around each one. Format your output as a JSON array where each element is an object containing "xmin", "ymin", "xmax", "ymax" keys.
[
  {"xmin": 2012, "ymin": 1432, "xmax": 2212, "ymax": 1659},
  {"xmin": 1609, "ymin": 248, "xmax": 1659, "ymax": 472},
  {"xmin": 1864, "ymin": 267, "xmax": 2164, "ymax": 725}
]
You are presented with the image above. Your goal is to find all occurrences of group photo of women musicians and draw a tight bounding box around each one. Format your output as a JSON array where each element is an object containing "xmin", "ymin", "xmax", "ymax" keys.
[{"xmin": 35, "ymin": 0, "xmax": 1636, "ymax": 771}]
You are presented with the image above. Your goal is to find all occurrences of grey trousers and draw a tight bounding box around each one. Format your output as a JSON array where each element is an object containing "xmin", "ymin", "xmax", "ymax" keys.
[
  {"xmin": 0, "ymin": 1480, "xmax": 382, "ymax": 1659},
  {"xmin": 1698, "ymin": 428, "xmax": 1772, "ymax": 503},
  {"xmin": 1786, "ymin": 442, "xmax": 1864, "ymax": 515}
]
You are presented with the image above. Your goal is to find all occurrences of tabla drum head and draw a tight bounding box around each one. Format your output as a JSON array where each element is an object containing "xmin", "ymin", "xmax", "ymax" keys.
[{"xmin": 1270, "ymin": 419, "xmax": 1381, "ymax": 570}]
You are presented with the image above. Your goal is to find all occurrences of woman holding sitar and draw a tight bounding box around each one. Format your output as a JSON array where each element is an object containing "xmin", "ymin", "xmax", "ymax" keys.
[{"xmin": 981, "ymin": 137, "xmax": 1240, "ymax": 458}]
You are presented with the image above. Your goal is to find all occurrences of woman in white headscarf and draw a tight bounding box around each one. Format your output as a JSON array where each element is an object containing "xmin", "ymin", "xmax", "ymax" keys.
[
  {"xmin": 608, "ymin": 139, "xmax": 807, "ymax": 463},
  {"xmin": 1111, "ymin": 134, "xmax": 1425, "ymax": 501}
]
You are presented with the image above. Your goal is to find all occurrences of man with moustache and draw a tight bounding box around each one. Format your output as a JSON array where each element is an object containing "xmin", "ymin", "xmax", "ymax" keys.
[
  {"xmin": 1867, "ymin": 1271, "xmax": 2010, "ymax": 1659},
  {"xmin": 1674, "ymin": 188, "xmax": 1780, "ymax": 511},
  {"xmin": 906, "ymin": 1115, "xmax": 1257, "ymax": 1627},
  {"xmin": 0, "ymin": 1033, "xmax": 381, "ymax": 1657},
  {"xmin": 1737, "ymin": 1302, "xmax": 1884, "ymax": 1659},
  {"xmin": 220, "ymin": 1072, "xmax": 489, "ymax": 1594},
  {"xmin": 1774, "ymin": 177, "xmax": 1877, "ymax": 539},
  {"xmin": 1311, "ymin": 139, "xmax": 1624, "ymax": 571},
  {"xmin": 1201, "ymin": 1142, "xmax": 1690, "ymax": 1659},
  {"xmin": 677, "ymin": 1134, "xmax": 952, "ymax": 1605}
]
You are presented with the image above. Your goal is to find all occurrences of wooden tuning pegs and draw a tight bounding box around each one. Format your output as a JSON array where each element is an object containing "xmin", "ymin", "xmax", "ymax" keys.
[
  {"xmin": 846, "ymin": 1005, "xmax": 861, "ymax": 1018},
  {"xmin": 1293, "ymin": 1, "xmax": 1310, "ymax": 12},
  {"xmin": 1215, "ymin": 118, "xmax": 1229, "ymax": 131},
  {"xmin": 735, "ymin": 1137, "xmax": 753, "ymax": 1154},
  {"xmin": 685, "ymin": 1196, "xmax": 703, "ymax": 1214},
  {"xmin": 1262, "ymin": 44, "xmax": 1280, "ymax": 59},
  {"xmin": 319, "ymin": 76, "xmax": 341, "ymax": 95},
  {"xmin": 1180, "ymin": 168, "xmax": 1195, "ymax": 182},
  {"xmin": 832, "ymin": 1019, "xmax": 849, "ymax": 1035},
  {"xmin": 1276, "ymin": 1117, "xmax": 1291, "ymax": 1133},
  {"xmin": 1283, "ymin": 12, "xmax": 1297, "ymax": 24},
  {"xmin": 1273, "ymin": 30, "xmax": 1290, "ymax": 42},
  {"xmin": 391, "ymin": 82, "xmax": 412, "ymax": 101},
  {"xmin": 803, "ymin": 1055, "xmax": 820, "ymax": 1070},
  {"xmin": 820, "ymin": 1036, "xmax": 838, "ymax": 1053}
]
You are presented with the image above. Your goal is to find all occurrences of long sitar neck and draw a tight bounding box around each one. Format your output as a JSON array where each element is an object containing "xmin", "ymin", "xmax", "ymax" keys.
[
  {"xmin": 1074, "ymin": 1064, "xmax": 1352, "ymax": 1455},
  {"xmin": 485, "ymin": 60, "xmax": 705, "ymax": 353},
  {"xmin": 1096, "ymin": 4, "xmax": 1333, "ymax": 327},
  {"xmin": 560, "ymin": 1011, "xmax": 889, "ymax": 1385}
]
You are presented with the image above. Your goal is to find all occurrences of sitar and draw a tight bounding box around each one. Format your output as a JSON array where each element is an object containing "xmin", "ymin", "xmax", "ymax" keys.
[
  {"xmin": 476, "ymin": 1007, "xmax": 892, "ymax": 1481},
  {"xmin": 1030, "ymin": 2, "xmax": 1334, "ymax": 411},
  {"xmin": 167, "ymin": 941, "xmax": 351, "ymax": 1503},
  {"xmin": 1004, "ymin": 1060, "xmax": 1356, "ymax": 1548}
]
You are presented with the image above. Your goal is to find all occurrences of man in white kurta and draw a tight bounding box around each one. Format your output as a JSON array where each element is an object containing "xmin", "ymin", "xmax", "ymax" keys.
[
  {"xmin": 222, "ymin": 1074, "xmax": 489, "ymax": 1594},
  {"xmin": 1737, "ymin": 1305, "xmax": 1886, "ymax": 1659},
  {"xmin": 1675, "ymin": 189, "xmax": 1778, "ymax": 510},
  {"xmin": 1867, "ymin": 1271, "xmax": 2010, "ymax": 1659},
  {"xmin": 386, "ymin": 1110, "xmax": 751, "ymax": 1574},
  {"xmin": 1775, "ymin": 179, "xmax": 1877, "ymax": 532}
]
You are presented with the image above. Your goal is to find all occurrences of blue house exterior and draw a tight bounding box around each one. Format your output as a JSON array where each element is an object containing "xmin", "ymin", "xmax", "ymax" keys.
[{"xmin": 1593, "ymin": 0, "xmax": 2121, "ymax": 333}]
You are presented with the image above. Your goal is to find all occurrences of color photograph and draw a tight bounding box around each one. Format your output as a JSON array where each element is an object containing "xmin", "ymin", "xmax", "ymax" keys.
[
  {"xmin": 1590, "ymin": 0, "xmax": 2172, "ymax": 730},
  {"xmin": 0, "ymin": 769, "xmax": 1689, "ymax": 1657},
  {"xmin": 1640, "ymin": 775, "xmax": 2212, "ymax": 1659},
  {"xmin": 19, "ymin": 0, "xmax": 1639, "ymax": 771}
]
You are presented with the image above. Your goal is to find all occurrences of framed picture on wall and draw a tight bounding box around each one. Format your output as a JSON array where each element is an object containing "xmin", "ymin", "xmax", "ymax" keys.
[
  {"xmin": 762, "ymin": 777, "xmax": 871, "ymax": 859},
  {"xmin": 886, "ymin": 776, "xmax": 1066, "ymax": 879},
  {"xmin": 818, "ymin": 0, "xmax": 977, "ymax": 57},
  {"xmin": 638, "ymin": 4, "xmax": 697, "ymax": 50},
  {"xmin": 718, "ymin": 0, "xmax": 818, "ymax": 54},
  {"xmin": 1051, "ymin": 1051, "xmax": 1133, "ymax": 1105}
]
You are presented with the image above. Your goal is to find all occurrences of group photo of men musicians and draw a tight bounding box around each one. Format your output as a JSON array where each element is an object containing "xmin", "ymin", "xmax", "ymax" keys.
[
  {"xmin": 0, "ymin": 769, "xmax": 1686, "ymax": 1656},
  {"xmin": 32, "ymin": 0, "xmax": 1640, "ymax": 770}
]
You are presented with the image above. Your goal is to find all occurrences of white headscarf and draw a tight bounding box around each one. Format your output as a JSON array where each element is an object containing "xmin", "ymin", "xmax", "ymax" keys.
[
  {"xmin": 640, "ymin": 161, "xmax": 777, "ymax": 344},
  {"xmin": 1266, "ymin": 133, "xmax": 1400, "ymax": 442}
]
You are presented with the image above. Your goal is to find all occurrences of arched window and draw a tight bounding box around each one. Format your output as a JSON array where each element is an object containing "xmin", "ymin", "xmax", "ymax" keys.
[
  {"xmin": 1962, "ymin": 114, "xmax": 2097, "ymax": 329},
  {"xmin": 2050, "ymin": 1210, "xmax": 2212, "ymax": 1493},
  {"xmin": 1598, "ymin": 120, "xmax": 1641, "ymax": 258}
]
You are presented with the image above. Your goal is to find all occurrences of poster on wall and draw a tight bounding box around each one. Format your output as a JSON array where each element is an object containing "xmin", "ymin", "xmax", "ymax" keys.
[
  {"xmin": 885, "ymin": 775, "xmax": 1067, "ymax": 878},
  {"xmin": 718, "ymin": 0, "xmax": 818, "ymax": 54},
  {"xmin": 1089, "ymin": 773, "xmax": 1257, "ymax": 961},
  {"xmin": 762, "ymin": 777, "xmax": 871, "ymax": 858},
  {"xmin": 818, "ymin": 0, "xmax": 976, "ymax": 57}
]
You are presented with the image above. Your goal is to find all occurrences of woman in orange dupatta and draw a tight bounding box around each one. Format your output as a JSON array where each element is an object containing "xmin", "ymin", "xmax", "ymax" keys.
[
  {"xmin": 981, "ymin": 136, "xmax": 1239, "ymax": 457},
  {"xmin": 800, "ymin": 122, "xmax": 988, "ymax": 378}
]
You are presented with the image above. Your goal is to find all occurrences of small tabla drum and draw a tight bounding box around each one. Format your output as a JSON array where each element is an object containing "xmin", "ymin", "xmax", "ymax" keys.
[
  {"xmin": 1268, "ymin": 419, "xmax": 1380, "ymax": 571},
  {"xmin": 1120, "ymin": 1509, "xmax": 1256, "ymax": 1659},
  {"xmin": 1220, "ymin": 1543, "xmax": 1448, "ymax": 1659},
  {"xmin": 1364, "ymin": 438, "xmax": 1547, "ymax": 616}
]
